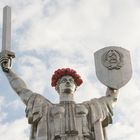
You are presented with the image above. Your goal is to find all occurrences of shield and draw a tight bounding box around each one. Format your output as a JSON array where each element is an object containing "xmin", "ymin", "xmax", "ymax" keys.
[{"xmin": 94, "ymin": 46, "xmax": 132, "ymax": 89}]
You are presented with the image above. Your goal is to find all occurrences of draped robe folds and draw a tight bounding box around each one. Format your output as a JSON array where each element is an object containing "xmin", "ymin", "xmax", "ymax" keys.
[{"xmin": 25, "ymin": 94, "xmax": 113, "ymax": 140}]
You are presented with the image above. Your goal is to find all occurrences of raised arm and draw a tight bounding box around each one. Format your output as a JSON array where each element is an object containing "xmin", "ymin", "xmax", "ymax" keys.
[
  {"xmin": 0, "ymin": 55, "xmax": 33, "ymax": 105},
  {"xmin": 83, "ymin": 87, "xmax": 119, "ymax": 127},
  {"xmin": 4, "ymin": 69, "xmax": 33, "ymax": 105},
  {"xmin": 105, "ymin": 87, "xmax": 119, "ymax": 107},
  {"xmin": 93, "ymin": 87, "xmax": 119, "ymax": 125}
]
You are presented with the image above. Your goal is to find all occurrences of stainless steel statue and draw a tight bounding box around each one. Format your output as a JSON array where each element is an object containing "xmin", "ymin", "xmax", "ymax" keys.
[{"xmin": 0, "ymin": 6, "xmax": 132, "ymax": 140}]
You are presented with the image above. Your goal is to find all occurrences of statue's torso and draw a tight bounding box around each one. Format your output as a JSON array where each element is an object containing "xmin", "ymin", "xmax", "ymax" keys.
[
  {"xmin": 33, "ymin": 102, "xmax": 94, "ymax": 140},
  {"xmin": 48, "ymin": 101, "xmax": 93, "ymax": 140},
  {"xmin": 27, "ymin": 94, "xmax": 112, "ymax": 140}
]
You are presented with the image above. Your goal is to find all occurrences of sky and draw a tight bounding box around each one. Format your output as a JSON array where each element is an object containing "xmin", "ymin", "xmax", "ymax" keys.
[{"xmin": 0, "ymin": 0, "xmax": 140, "ymax": 140}]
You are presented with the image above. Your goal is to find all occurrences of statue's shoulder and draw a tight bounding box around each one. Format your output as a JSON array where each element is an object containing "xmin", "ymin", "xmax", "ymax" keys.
[
  {"xmin": 26, "ymin": 93, "xmax": 53, "ymax": 124},
  {"xmin": 81, "ymin": 97, "xmax": 99, "ymax": 105},
  {"xmin": 81, "ymin": 96, "xmax": 109, "ymax": 108},
  {"xmin": 27, "ymin": 93, "xmax": 53, "ymax": 109}
]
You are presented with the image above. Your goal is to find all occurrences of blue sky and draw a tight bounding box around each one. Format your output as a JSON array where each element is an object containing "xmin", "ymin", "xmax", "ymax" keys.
[{"xmin": 0, "ymin": 0, "xmax": 140, "ymax": 140}]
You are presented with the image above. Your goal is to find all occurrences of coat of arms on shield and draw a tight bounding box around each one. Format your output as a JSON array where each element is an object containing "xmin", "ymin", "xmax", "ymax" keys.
[{"xmin": 94, "ymin": 46, "xmax": 132, "ymax": 89}]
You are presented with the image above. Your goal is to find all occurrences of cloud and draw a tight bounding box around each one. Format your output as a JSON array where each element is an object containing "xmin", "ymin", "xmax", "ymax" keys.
[
  {"xmin": 6, "ymin": 99, "xmax": 24, "ymax": 111},
  {"xmin": 0, "ymin": 0, "xmax": 140, "ymax": 140},
  {"xmin": 0, "ymin": 96, "xmax": 28, "ymax": 140},
  {"xmin": 108, "ymin": 122, "xmax": 136, "ymax": 140},
  {"xmin": 16, "ymin": 55, "xmax": 48, "ymax": 94},
  {"xmin": 0, "ymin": 118, "xmax": 29, "ymax": 140},
  {"xmin": 0, "ymin": 96, "xmax": 7, "ymax": 122}
]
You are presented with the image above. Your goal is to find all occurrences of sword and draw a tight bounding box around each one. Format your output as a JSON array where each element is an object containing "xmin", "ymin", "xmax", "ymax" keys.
[
  {"xmin": 94, "ymin": 120, "xmax": 105, "ymax": 140},
  {"xmin": 0, "ymin": 6, "xmax": 15, "ymax": 72}
]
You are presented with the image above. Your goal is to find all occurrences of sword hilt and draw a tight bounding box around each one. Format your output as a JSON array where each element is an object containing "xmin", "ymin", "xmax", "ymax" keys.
[{"xmin": 0, "ymin": 50, "xmax": 15, "ymax": 72}]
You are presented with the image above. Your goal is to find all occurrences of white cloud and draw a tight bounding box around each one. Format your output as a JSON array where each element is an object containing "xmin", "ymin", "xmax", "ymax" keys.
[
  {"xmin": 108, "ymin": 122, "xmax": 135, "ymax": 140},
  {"xmin": 0, "ymin": 118, "xmax": 29, "ymax": 140},
  {"xmin": 16, "ymin": 55, "xmax": 48, "ymax": 94},
  {"xmin": 0, "ymin": 96, "xmax": 7, "ymax": 122},
  {"xmin": 6, "ymin": 99, "xmax": 24, "ymax": 111},
  {"xmin": 0, "ymin": 0, "xmax": 140, "ymax": 140}
]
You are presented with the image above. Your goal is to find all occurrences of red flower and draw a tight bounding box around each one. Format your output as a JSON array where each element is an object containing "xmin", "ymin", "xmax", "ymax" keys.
[{"xmin": 51, "ymin": 68, "xmax": 83, "ymax": 87}]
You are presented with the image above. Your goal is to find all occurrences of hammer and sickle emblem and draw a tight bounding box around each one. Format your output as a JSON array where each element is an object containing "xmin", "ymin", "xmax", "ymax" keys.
[{"xmin": 102, "ymin": 50, "xmax": 124, "ymax": 70}]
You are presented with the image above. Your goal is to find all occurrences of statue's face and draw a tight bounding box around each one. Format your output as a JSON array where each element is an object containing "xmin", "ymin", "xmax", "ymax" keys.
[{"xmin": 56, "ymin": 75, "xmax": 77, "ymax": 94}]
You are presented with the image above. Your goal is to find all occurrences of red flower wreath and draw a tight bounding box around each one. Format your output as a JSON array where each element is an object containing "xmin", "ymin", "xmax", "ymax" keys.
[{"xmin": 51, "ymin": 68, "xmax": 83, "ymax": 87}]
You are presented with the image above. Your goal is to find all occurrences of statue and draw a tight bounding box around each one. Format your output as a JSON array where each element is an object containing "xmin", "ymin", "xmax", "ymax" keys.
[{"xmin": 0, "ymin": 6, "xmax": 132, "ymax": 140}]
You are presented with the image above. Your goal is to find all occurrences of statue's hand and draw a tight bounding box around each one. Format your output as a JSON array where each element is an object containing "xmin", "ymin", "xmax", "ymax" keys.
[
  {"xmin": 106, "ymin": 87, "xmax": 119, "ymax": 108},
  {"xmin": 106, "ymin": 87, "xmax": 118, "ymax": 96},
  {"xmin": 0, "ymin": 50, "xmax": 15, "ymax": 72}
]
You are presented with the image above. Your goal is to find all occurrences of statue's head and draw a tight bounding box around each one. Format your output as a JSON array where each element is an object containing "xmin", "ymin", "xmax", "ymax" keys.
[{"xmin": 51, "ymin": 68, "xmax": 83, "ymax": 94}]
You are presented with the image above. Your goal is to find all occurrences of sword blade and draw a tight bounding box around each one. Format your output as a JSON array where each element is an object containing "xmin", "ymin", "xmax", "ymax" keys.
[{"xmin": 2, "ymin": 6, "xmax": 11, "ymax": 51}]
